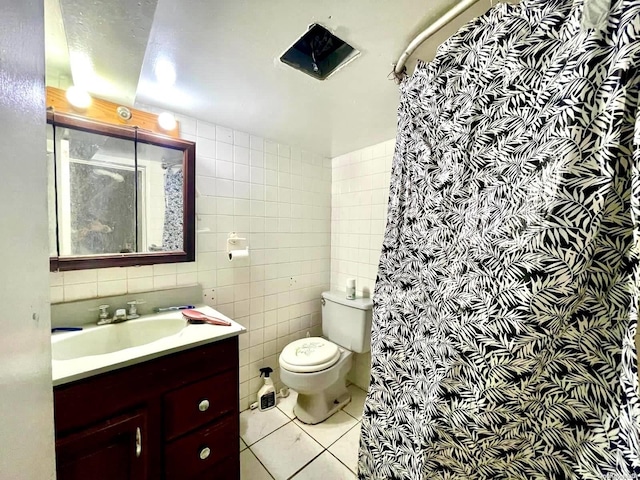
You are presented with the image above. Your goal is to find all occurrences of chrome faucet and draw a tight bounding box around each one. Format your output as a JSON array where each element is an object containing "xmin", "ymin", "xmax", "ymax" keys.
[
  {"xmin": 94, "ymin": 300, "xmax": 145, "ymax": 325},
  {"xmin": 111, "ymin": 308, "xmax": 128, "ymax": 323},
  {"xmin": 95, "ymin": 304, "xmax": 111, "ymax": 325}
]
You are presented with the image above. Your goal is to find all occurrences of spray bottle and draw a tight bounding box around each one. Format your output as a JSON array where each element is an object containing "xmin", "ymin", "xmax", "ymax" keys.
[{"xmin": 258, "ymin": 367, "xmax": 276, "ymax": 411}]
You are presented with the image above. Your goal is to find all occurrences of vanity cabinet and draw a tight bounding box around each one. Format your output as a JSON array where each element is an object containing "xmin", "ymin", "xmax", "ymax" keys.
[{"xmin": 54, "ymin": 336, "xmax": 239, "ymax": 480}]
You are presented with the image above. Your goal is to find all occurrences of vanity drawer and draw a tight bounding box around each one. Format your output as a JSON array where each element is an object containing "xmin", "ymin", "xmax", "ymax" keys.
[
  {"xmin": 164, "ymin": 369, "xmax": 238, "ymax": 440},
  {"xmin": 165, "ymin": 414, "xmax": 238, "ymax": 480},
  {"xmin": 192, "ymin": 454, "xmax": 239, "ymax": 480}
]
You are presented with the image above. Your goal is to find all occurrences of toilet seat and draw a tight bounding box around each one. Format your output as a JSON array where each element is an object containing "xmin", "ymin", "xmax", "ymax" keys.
[{"xmin": 279, "ymin": 337, "xmax": 341, "ymax": 373}]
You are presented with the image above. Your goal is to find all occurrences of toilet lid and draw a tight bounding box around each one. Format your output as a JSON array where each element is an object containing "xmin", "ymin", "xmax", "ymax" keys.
[{"xmin": 279, "ymin": 337, "xmax": 340, "ymax": 373}]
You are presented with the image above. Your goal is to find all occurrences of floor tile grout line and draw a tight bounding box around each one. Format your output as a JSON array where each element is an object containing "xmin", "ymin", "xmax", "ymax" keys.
[
  {"xmin": 249, "ymin": 418, "xmax": 327, "ymax": 479},
  {"xmin": 326, "ymin": 447, "xmax": 359, "ymax": 476},
  {"xmin": 276, "ymin": 407, "xmax": 295, "ymax": 420},
  {"xmin": 242, "ymin": 415, "xmax": 293, "ymax": 448},
  {"xmin": 286, "ymin": 419, "xmax": 360, "ymax": 479},
  {"xmin": 244, "ymin": 430, "xmax": 359, "ymax": 479},
  {"xmin": 245, "ymin": 416, "xmax": 325, "ymax": 478},
  {"xmin": 242, "ymin": 446, "xmax": 276, "ymax": 480},
  {"xmin": 295, "ymin": 425, "xmax": 360, "ymax": 452},
  {"xmin": 344, "ymin": 410, "xmax": 361, "ymax": 421},
  {"xmin": 287, "ymin": 447, "xmax": 358, "ymax": 479},
  {"xmin": 322, "ymin": 418, "xmax": 361, "ymax": 450},
  {"xmin": 285, "ymin": 448, "xmax": 325, "ymax": 480},
  {"xmin": 249, "ymin": 426, "xmax": 324, "ymax": 480},
  {"xmin": 243, "ymin": 390, "xmax": 365, "ymax": 479},
  {"xmin": 322, "ymin": 420, "xmax": 361, "ymax": 475}
]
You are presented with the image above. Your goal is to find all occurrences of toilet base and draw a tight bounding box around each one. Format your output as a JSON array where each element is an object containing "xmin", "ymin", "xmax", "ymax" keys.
[{"xmin": 293, "ymin": 380, "xmax": 352, "ymax": 425}]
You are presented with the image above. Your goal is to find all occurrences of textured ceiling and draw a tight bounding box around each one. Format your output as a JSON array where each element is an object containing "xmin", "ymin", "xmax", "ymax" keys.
[{"xmin": 45, "ymin": 0, "xmax": 498, "ymax": 156}]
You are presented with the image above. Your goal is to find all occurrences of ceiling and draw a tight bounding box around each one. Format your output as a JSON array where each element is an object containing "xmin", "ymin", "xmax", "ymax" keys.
[{"xmin": 45, "ymin": 0, "xmax": 498, "ymax": 157}]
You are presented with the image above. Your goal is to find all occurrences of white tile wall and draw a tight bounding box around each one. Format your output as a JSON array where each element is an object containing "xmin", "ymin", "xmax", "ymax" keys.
[
  {"xmin": 49, "ymin": 110, "xmax": 333, "ymax": 410},
  {"xmin": 330, "ymin": 139, "xmax": 393, "ymax": 296},
  {"xmin": 330, "ymin": 138, "xmax": 395, "ymax": 390}
]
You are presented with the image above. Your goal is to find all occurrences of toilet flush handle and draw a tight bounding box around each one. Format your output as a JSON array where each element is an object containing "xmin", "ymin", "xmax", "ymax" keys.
[{"xmin": 321, "ymin": 297, "xmax": 325, "ymax": 306}]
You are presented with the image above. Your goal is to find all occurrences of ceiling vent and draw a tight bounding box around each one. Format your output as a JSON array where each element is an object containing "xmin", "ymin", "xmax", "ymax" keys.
[{"xmin": 280, "ymin": 24, "xmax": 360, "ymax": 81}]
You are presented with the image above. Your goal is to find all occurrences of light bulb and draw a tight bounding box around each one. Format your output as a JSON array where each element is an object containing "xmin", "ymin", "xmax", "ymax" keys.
[
  {"xmin": 158, "ymin": 112, "xmax": 177, "ymax": 131},
  {"xmin": 65, "ymin": 86, "xmax": 92, "ymax": 109}
]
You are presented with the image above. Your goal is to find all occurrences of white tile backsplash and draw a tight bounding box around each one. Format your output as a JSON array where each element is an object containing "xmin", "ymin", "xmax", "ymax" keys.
[
  {"xmin": 64, "ymin": 283, "xmax": 98, "ymax": 301},
  {"xmin": 97, "ymin": 280, "xmax": 127, "ymax": 297}
]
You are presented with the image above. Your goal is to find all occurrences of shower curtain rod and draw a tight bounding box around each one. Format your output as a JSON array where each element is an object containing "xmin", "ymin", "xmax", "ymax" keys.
[{"xmin": 393, "ymin": 0, "xmax": 483, "ymax": 80}]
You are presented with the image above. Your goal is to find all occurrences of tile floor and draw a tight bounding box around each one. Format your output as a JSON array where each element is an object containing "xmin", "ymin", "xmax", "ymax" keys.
[{"xmin": 240, "ymin": 384, "xmax": 367, "ymax": 480}]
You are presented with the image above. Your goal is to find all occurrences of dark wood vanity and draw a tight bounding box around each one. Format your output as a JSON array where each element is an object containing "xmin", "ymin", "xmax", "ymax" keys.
[{"xmin": 53, "ymin": 337, "xmax": 239, "ymax": 480}]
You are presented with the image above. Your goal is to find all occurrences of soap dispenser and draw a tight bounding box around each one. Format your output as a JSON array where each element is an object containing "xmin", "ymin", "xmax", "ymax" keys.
[{"xmin": 258, "ymin": 367, "xmax": 276, "ymax": 411}]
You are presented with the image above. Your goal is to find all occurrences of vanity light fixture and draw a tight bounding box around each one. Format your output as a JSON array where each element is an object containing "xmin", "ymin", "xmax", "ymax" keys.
[
  {"xmin": 65, "ymin": 86, "xmax": 92, "ymax": 109},
  {"xmin": 116, "ymin": 106, "xmax": 132, "ymax": 121},
  {"xmin": 158, "ymin": 112, "xmax": 177, "ymax": 131}
]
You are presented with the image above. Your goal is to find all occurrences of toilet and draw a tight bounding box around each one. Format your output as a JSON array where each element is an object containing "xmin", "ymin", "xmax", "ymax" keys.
[{"xmin": 279, "ymin": 291, "xmax": 373, "ymax": 424}]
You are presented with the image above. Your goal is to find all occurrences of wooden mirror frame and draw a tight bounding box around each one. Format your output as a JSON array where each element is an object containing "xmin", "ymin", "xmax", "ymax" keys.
[{"xmin": 48, "ymin": 111, "xmax": 196, "ymax": 271}]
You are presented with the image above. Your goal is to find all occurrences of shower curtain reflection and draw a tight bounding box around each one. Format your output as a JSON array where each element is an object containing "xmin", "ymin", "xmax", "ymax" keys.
[
  {"xmin": 162, "ymin": 165, "xmax": 183, "ymax": 251},
  {"xmin": 69, "ymin": 162, "xmax": 139, "ymax": 255}
]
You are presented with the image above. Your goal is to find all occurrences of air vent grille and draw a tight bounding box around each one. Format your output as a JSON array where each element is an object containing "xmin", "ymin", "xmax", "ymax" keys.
[{"xmin": 280, "ymin": 24, "xmax": 359, "ymax": 80}]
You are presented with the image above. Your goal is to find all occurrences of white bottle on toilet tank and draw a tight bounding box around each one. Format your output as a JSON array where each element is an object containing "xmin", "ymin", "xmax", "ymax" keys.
[
  {"xmin": 258, "ymin": 367, "xmax": 276, "ymax": 411},
  {"xmin": 346, "ymin": 278, "xmax": 356, "ymax": 300}
]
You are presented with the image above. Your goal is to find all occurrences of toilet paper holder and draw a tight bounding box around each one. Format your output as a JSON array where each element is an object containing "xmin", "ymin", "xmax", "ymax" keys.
[{"xmin": 227, "ymin": 232, "xmax": 249, "ymax": 261}]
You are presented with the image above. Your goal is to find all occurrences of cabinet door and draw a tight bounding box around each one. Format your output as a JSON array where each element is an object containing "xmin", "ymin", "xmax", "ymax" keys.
[{"xmin": 56, "ymin": 410, "xmax": 148, "ymax": 480}]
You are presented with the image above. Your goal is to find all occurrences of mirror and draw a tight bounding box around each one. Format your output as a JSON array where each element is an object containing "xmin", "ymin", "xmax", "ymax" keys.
[{"xmin": 47, "ymin": 112, "xmax": 195, "ymax": 271}]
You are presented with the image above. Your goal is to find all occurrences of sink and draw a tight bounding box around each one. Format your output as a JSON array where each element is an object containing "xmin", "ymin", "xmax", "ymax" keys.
[{"xmin": 52, "ymin": 316, "xmax": 188, "ymax": 361}]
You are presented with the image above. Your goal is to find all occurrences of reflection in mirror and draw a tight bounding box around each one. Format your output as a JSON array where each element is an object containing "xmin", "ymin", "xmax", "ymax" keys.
[
  {"xmin": 47, "ymin": 123, "xmax": 58, "ymax": 257},
  {"xmin": 54, "ymin": 126, "xmax": 137, "ymax": 256},
  {"xmin": 137, "ymin": 142, "xmax": 184, "ymax": 253},
  {"xmin": 47, "ymin": 112, "xmax": 196, "ymax": 271}
]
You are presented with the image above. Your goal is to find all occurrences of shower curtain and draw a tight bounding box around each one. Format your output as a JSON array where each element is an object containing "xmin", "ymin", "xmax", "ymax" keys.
[
  {"xmin": 359, "ymin": 1, "xmax": 640, "ymax": 479},
  {"xmin": 162, "ymin": 166, "xmax": 183, "ymax": 251}
]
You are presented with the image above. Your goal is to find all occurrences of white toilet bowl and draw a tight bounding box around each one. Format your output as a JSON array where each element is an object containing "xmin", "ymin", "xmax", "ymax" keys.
[
  {"xmin": 279, "ymin": 337, "xmax": 353, "ymax": 424},
  {"xmin": 279, "ymin": 291, "xmax": 372, "ymax": 425}
]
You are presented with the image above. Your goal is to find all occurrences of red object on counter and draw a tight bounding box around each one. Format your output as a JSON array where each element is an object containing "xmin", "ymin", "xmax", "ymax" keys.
[{"xmin": 182, "ymin": 309, "xmax": 232, "ymax": 326}]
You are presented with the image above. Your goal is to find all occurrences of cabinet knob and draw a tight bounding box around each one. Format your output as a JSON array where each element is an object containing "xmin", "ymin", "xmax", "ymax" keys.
[
  {"xmin": 199, "ymin": 446, "xmax": 211, "ymax": 460},
  {"xmin": 198, "ymin": 399, "xmax": 210, "ymax": 412}
]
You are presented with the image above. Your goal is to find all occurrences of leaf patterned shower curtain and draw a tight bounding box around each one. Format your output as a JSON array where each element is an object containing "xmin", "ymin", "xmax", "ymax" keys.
[
  {"xmin": 162, "ymin": 167, "xmax": 183, "ymax": 251},
  {"xmin": 359, "ymin": 1, "xmax": 640, "ymax": 479}
]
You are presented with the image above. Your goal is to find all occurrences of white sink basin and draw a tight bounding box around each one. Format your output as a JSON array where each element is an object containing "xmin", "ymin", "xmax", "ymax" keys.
[{"xmin": 52, "ymin": 316, "xmax": 188, "ymax": 361}]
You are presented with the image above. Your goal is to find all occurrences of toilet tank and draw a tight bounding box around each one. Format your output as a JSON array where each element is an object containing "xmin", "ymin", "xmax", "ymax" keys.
[{"xmin": 321, "ymin": 291, "xmax": 373, "ymax": 353}]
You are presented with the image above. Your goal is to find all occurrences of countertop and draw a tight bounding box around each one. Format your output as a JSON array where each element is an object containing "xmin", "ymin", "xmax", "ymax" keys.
[{"xmin": 52, "ymin": 305, "xmax": 245, "ymax": 386}]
